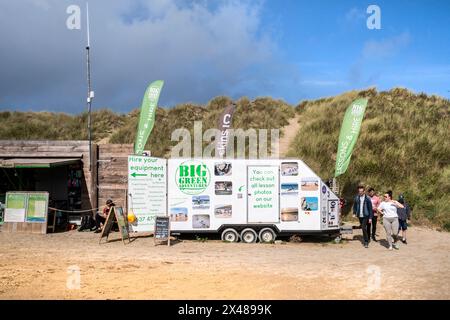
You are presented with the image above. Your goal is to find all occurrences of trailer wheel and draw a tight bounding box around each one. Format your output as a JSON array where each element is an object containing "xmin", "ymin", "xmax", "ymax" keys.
[
  {"xmin": 241, "ymin": 228, "xmax": 258, "ymax": 243},
  {"xmin": 258, "ymin": 228, "xmax": 276, "ymax": 243},
  {"xmin": 221, "ymin": 228, "xmax": 239, "ymax": 243}
]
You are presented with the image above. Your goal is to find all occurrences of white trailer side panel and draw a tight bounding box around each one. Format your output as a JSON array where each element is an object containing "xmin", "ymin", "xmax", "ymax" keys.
[
  {"xmin": 278, "ymin": 159, "xmax": 321, "ymax": 231},
  {"xmin": 168, "ymin": 158, "xmax": 247, "ymax": 231}
]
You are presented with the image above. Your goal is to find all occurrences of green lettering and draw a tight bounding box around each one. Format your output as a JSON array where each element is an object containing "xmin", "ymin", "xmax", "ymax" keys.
[{"xmin": 179, "ymin": 165, "xmax": 189, "ymax": 177}]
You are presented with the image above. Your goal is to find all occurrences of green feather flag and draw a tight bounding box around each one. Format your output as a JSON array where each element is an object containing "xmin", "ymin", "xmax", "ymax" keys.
[
  {"xmin": 134, "ymin": 80, "xmax": 164, "ymax": 155},
  {"xmin": 335, "ymin": 98, "xmax": 368, "ymax": 177}
]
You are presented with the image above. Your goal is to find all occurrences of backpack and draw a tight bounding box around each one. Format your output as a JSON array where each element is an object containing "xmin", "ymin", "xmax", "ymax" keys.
[
  {"xmin": 77, "ymin": 216, "xmax": 87, "ymax": 231},
  {"xmin": 78, "ymin": 215, "xmax": 96, "ymax": 232}
]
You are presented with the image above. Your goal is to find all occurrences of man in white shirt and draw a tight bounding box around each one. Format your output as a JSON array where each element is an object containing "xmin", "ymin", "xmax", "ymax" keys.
[{"xmin": 377, "ymin": 190, "xmax": 404, "ymax": 250}]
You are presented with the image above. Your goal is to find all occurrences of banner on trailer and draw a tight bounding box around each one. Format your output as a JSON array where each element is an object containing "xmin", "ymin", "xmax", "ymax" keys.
[
  {"xmin": 128, "ymin": 156, "xmax": 167, "ymax": 232},
  {"xmin": 319, "ymin": 183, "xmax": 339, "ymax": 229},
  {"xmin": 320, "ymin": 182, "xmax": 328, "ymax": 230},
  {"xmin": 134, "ymin": 80, "xmax": 164, "ymax": 155},
  {"xmin": 328, "ymin": 198, "xmax": 339, "ymax": 228},
  {"xmin": 247, "ymin": 165, "xmax": 280, "ymax": 223},
  {"xmin": 215, "ymin": 103, "xmax": 236, "ymax": 158},
  {"xmin": 335, "ymin": 98, "xmax": 368, "ymax": 177}
]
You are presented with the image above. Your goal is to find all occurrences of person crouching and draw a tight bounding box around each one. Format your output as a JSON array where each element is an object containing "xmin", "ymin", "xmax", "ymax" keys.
[{"xmin": 93, "ymin": 199, "xmax": 114, "ymax": 233}]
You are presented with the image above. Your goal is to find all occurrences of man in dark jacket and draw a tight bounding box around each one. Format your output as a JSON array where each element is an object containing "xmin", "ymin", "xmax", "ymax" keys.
[{"xmin": 353, "ymin": 185, "xmax": 373, "ymax": 248}]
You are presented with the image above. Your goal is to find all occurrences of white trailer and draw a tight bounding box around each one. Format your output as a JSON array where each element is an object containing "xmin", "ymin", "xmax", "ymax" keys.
[{"xmin": 128, "ymin": 156, "xmax": 340, "ymax": 242}]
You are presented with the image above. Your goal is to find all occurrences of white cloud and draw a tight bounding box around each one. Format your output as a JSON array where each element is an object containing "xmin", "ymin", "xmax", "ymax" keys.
[
  {"xmin": 363, "ymin": 32, "xmax": 412, "ymax": 59},
  {"xmin": 30, "ymin": 0, "xmax": 52, "ymax": 11},
  {"xmin": 347, "ymin": 32, "xmax": 413, "ymax": 86},
  {"xmin": 345, "ymin": 7, "xmax": 365, "ymax": 22},
  {"xmin": 300, "ymin": 80, "xmax": 345, "ymax": 87}
]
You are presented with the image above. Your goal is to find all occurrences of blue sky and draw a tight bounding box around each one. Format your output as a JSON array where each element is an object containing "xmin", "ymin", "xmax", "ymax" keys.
[
  {"xmin": 260, "ymin": 0, "xmax": 450, "ymax": 102},
  {"xmin": 0, "ymin": 0, "xmax": 449, "ymax": 113}
]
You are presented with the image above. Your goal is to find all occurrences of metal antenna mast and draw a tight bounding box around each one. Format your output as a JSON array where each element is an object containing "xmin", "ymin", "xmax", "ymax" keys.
[{"xmin": 86, "ymin": 2, "xmax": 94, "ymax": 171}]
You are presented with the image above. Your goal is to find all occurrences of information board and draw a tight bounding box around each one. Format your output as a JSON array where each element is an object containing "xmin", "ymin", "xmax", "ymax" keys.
[
  {"xmin": 26, "ymin": 193, "xmax": 48, "ymax": 223},
  {"xmin": 4, "ymin": 192, "xmax": 49, "ymax": 224},
  {"xmin": 128, "ymin": 156, "xmax": 167, "ymax": 232},
  {"xmin": 4, "ymin": 192, "xmax": 28, "ymax": 223}
]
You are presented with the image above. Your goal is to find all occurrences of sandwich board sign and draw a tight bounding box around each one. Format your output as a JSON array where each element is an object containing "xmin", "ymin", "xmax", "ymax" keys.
[
  {"xmin": 127, "ymin": 155, "xmax": 167, "ymax": 232},
  {"xmin": 154, "ymin": 216, "xmax": 170, "ymax": 246},
  {"xmin": 115, "ymin": 207, "xmax": 130, "ymax": 242},
  {"xmin": 99, "ymin": 206, "xmax": 130, "ymax": 245},
  {"xmin": 0, "ymin": 202, "xmax": 4, "ymax": 225}
]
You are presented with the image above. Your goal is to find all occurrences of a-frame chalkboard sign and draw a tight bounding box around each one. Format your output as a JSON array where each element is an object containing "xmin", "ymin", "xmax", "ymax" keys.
[
  {"xmin": 99, "ymin": 206, "xmax": 130, "ymax": 245},
  {"xmin": 154, "ymin": 216, "xmax": 171, "ymax": 246}
]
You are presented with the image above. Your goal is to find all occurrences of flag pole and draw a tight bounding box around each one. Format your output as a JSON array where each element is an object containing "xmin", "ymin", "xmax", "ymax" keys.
[{"xmin": 86, "ymin": 2, "xmax": 93, "ymax": 171}]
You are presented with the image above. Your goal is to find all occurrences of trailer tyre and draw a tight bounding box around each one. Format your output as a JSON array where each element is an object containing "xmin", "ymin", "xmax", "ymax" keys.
[
  {"xmin": 221, "ymin": 228, "xmax": 240, "ymax": 243},
  {"xmin": 258, "ymin": 228, "xmax": 276, "ymax": 243},
  {"xmin": 241, "ymin": 228, "xmax": 258, "ymax": 243}
]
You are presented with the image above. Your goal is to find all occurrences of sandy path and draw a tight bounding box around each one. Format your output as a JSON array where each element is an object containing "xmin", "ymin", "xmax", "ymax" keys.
[
  {"xmin": 279, "ymin": 114, "xmax": 300, "ymax": 157},
  {"xmin": 0, "ymin": 226, "xmax": 449, "ymax": 300}
]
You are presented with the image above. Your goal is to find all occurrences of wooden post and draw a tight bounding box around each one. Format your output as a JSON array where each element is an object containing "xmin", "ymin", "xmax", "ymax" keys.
[{"xmin": 168, "ymin": 220, "xmax": 171, "ymax": 247}]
